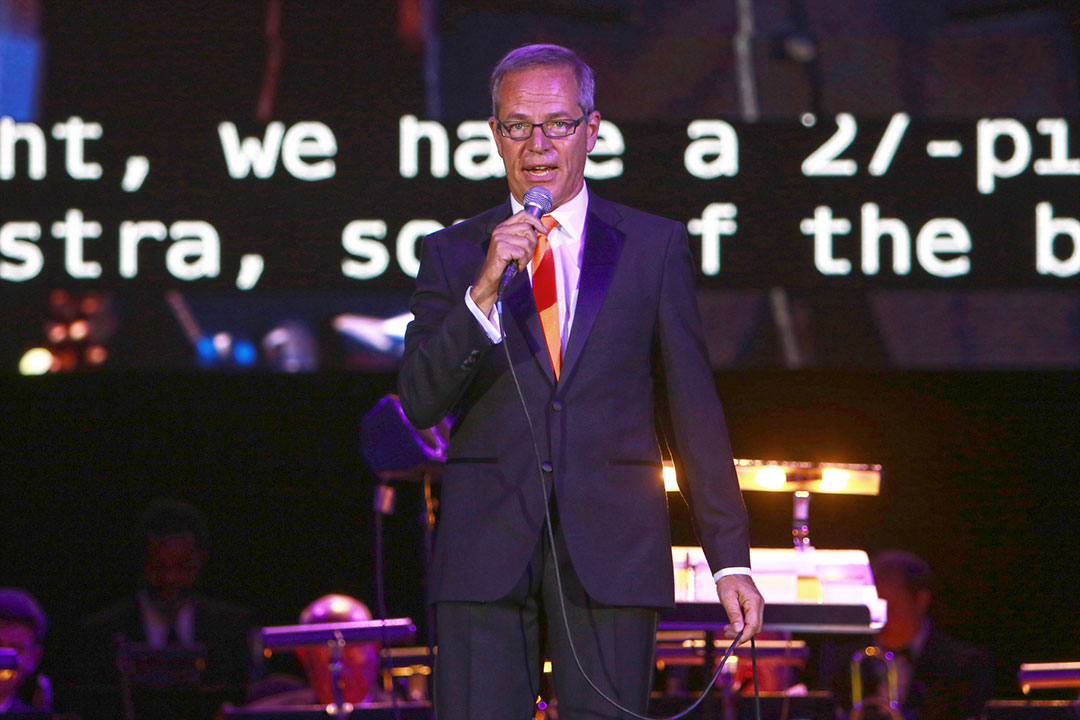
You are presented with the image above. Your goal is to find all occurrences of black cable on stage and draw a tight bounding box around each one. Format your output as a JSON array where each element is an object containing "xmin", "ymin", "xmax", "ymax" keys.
[
  {"xmin": 751, "ymin": 636, "xmax": 761, "ymax": 720},
  {"xmin": 495, "ymin": 298, "xmax": 761, "ymax": 720}
]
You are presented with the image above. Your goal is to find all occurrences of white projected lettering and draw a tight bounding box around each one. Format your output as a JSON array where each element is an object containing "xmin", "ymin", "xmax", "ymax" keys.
[
  {"xmin": 119, "ymin": 220, "xmax": 222, "ymax": 281},
  {"xmin": 684, "ymin": 120, "xmax": 738, "ymax": 179},
  {"xmin": 976, "ymin": 118, "xmax": 1031, "ymax": 194},
  {"xmin": 861, "ymin": 203, "xmax": 912, "ymax": 275},
  {"xmin": 801, "ymin": 204, "xmax": 972, "ymax": 277},
  {"xmin": 119, "ymin": 220, "xmax": 168, "ymax": 278},
  {"xmin": 802, "ymin": 113, "xmax": 858, "ymax": 177},
  {"xmin": 1, "ymin": 116, "xmax": 105, "ymax": 181},
  {"xmin": 166, "ymin": 221, "xmax": 221, "ymax": 280},
  {"xmin": 218, "ymin": 121, "xmax": 337, "ymax": 180},
  {"xmin": 453, "ymin": 121, "xmax": 503, "ymax": 181},
  {"xmin": 51, "ymin": 116, "xmax": 104, "ymax": 180},
  {"xmin": 396, "ymin": 220, "xmax": 442, "ymax": 278},
  {"xmin": 0, "ymin": 222, "xmax": 43, "ymax": 281},
  {"xmin": 0, "ymin": 117, "xmax": 47, "ymax": 180},
  {"xmin": 586, "ymin": 121, "xmax": 624, "ymax": 179},
  {"xmin": 0, "ymin": 212, "xmax": 227, "ymax": 283},
  {"xmin": 976, "ymin": 117, "xmax": 1078, "ymax": 194},
  {"xmin": 1036, "ymin": 202, "xmax": 1080, "ymax": 277},
  {"xmin": 0, "ymin": 114, "xmax": 1076, "ymax": 288},
  {"xmin": 399, "ymin": 115, "xmax": 450, "ymax": 178},
  {"xmin": 687, "ymin": 203, "xmax": 737, "ymax": 275},
  {"xmin": 801, "ymin": 206, "xmax": 853, "ymax": 275},
  {"xmin": 1033, "ymin": 119, "xmax": 1080, "ymax": 177},
  {"xmin": 53, "ymin": 208, "xmax": 103, "ymax": 279},
  {"xmin": 341, "ymin": 220, "xmax": 390, "ymax": 280}
]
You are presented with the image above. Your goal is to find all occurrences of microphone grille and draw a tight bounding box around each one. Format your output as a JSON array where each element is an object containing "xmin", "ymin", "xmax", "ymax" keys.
[{"xmin": 523, "ymin": 186, "xmax": 554, "ymax": 215}]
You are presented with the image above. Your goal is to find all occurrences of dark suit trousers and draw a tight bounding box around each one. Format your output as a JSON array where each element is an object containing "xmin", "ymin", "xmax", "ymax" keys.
[{"xmin": 434, "ymin": 502, "xmax": 658, "ymax": 720}]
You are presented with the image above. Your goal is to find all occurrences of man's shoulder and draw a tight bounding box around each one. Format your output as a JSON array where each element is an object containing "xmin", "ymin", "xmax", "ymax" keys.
[
  {"xmin": 589, "ymin": 194, "xmax": 685, "ymax": 235},
  {"xmin": 425, "ymin": 202, "xmax": 509, "ymax": 247},
  {"xmin": 193, "ymin": 594, "xmax": 253, "ymax": 625},
  {"xmin": 921, "ymin": 626, "xmax": 993, "ymax": 669},
  {"xmin": 82, "ymin": 595, "xmax": 140, "ymax": 632}
]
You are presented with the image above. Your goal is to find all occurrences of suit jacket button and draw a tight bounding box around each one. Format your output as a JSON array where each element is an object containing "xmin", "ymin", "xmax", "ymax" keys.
[
  {"xmin": 541, "ymin": 461, "xmax": 553, "ymax": 473},
  {"xmin": 551, "ymin": 400, "xmax": 563, "ymax": 412},
  {"xmin": 460, "ymin": 349, "xmax": 480, "ymax": 371}
]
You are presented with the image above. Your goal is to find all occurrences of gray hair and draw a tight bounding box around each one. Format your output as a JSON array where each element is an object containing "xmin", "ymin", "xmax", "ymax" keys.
[{"xmin": 489, "ymin": 44, "xmax": 595, "ymax": 117}]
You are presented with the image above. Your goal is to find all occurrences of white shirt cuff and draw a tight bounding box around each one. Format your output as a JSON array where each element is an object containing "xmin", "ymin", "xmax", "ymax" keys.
[
  {"xmin": 465, "ymin": 285, "xmax": 504, "ymax": 343},
  {"xmin": 713, "ymin": 567, "xmax": 752, "ymax": 583}
]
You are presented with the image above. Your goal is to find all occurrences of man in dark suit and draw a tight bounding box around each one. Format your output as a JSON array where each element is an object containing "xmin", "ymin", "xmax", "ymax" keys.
[
  {"xmin": 818, "ymin": 550, "xmax": 994, "ymax": 720},
  {"xmin": 398, "ymin": 44, "xmax": 763, "ymax": 719},
  {"xmin": 79, "ymin": 498, "xmax": 252, "ymax": 720}
]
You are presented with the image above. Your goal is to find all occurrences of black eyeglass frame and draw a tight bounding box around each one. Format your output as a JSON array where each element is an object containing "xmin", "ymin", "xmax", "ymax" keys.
[{"xmin": 494, "ymin": 113, "xmax": 589, "ymax": 140}]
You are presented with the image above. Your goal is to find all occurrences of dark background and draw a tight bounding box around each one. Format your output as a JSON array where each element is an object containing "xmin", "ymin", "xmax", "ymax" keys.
[
  {"xmin": 2, "ymin": 1, "xmax": 1080, "ymax": 712},
  {"xmin": 4, "ymin": 371, "xmax": 1078, "ymax": 706}
]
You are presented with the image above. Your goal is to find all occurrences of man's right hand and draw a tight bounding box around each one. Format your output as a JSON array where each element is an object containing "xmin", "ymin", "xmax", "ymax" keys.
[{"xmin": 470, "ymin": 210, "xmax": 550, "ymax": 315}]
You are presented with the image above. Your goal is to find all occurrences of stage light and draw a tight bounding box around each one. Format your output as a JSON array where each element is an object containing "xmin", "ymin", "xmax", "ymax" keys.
[
  {"xmin": 197, "ymin": 336, "xmax": 216, "ymax": 363},
  {"xmin": 213, "ymin": 332, "xmax": 232, "ymax": 355},
  {"xmin": 85, "ymin": 345, "xmax": 107, "ymax": 365},
  {"xmin": 663, "ymin": 463, "xmax": 678, "ymax": 491},
  {"xmin": 69, "ymin": 319, "xmax": 89, "ymax": 340},
  {"xmin": 19, "ymin": 347, "xmax": 53, "ymax": 375},
  {"xmin": 46, "ymin": 322, "xmax": 66, "ymax": 343},
  {"xmin": 733, "ymin": 460, "xmax": 881, "ymax": 495},
  {"xmin": 755, "ymin": 465, "xmax": 788, "ymax": 490},
  {"xmin": 81, "ymin": 293, "xmax": 102, "ymax": 313},
  {"xmin": 819, "ymin": 468, "xmax": 850, "ymax": 492},
  {"xmin": 233, "ymin": 339, "xmax": 257, "ymax": 366},
  {"xmin": 1019, "ymin": 661, "xmax": 1080, "ymax": 693}
]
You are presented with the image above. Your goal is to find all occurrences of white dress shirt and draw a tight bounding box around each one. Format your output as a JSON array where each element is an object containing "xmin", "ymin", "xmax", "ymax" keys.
[
  {"xmin": 467, "ymin": 182, "xmax": 589, "ymax": 345},
  {"xmin": 464, "ymin": 183, "xmax": 750, "ymax": 584},
  {"xmin": 138, "ymin": 589, "xmax": 196, "ymax": 648}
]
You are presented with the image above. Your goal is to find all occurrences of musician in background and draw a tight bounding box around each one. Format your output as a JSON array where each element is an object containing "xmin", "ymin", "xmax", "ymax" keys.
[
  {"xmin": 0, "ymin": 588, "xmax": 49, "ymax": 713},
  {"xmin": 245, "ymin": 594, "xmax": 396, "ymax": 708},
  {"xmin": 80, "ymin": 498, "xmax": 253, "ymax": 720},
  {"xmin": 819, "ymin": 549, "xmax": 994, "ymax": 720}
]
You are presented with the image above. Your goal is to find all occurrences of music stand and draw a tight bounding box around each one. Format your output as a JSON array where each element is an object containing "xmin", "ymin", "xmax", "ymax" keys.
[{"xmin": 260, "ymin": 619, "xmax": 417, "ymax": 713}]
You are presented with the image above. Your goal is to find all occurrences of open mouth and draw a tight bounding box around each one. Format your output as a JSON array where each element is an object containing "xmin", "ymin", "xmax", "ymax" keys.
[{"xmin": 525, "ymin": 165, "xmax": 556, "ymax": 179}]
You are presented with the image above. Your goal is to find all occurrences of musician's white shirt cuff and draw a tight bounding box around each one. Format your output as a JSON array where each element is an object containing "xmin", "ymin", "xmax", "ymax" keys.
[
  {"xmin": 465, "ymin": 285, "xmax": 505, "ymax": 343},
  {"xmin": 714, "ymin": 567, "xmax": 752, "ymax": 582}
]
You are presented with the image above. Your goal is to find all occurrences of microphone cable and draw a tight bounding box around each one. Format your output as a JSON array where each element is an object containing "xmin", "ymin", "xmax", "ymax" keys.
[{"xmin": 494, "ymin": 296, "xmax": 761, "ymax": 720}]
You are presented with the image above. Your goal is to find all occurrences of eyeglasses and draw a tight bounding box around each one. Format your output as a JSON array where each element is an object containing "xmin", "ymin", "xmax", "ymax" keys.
[{"xmin": 495, "ymin": 114, "xmax": 587, "ymax": 140}]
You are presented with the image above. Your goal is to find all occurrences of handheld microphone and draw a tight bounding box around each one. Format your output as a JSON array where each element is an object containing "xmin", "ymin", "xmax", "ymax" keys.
[{"xmin": 497, "ymin": 186, "xmax": 554, "ymax": 299}]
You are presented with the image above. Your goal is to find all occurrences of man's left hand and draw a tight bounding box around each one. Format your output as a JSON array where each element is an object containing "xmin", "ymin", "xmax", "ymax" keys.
[{"xmin": 716, "ymin": 574, "xmax": 764, "ymax": 644}]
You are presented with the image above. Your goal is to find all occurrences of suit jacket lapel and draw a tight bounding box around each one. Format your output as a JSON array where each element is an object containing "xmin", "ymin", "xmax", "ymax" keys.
[
  {"xmin": 504, "ymin": 269, "xmax": 556, "ymax": 385},
  {"xmin": 560, "ymin": 202, "xmax": 625, "ymax": 382}
]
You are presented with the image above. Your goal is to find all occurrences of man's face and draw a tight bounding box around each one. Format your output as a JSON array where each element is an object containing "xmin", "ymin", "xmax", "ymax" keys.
[
  {"xmin": 0, "ymin": 621, "xmax": 41, "ymax": 702},
  {"xmin": 144, "ymin": 532, "xmax": 206, "ymax": 608},
  {"xmin": 489, "ymin": 65, "xmax": 600, "ymax": 209},
  {"xmin": 875, "ymin": 574, "xmax": 930, "ymax": 649}
]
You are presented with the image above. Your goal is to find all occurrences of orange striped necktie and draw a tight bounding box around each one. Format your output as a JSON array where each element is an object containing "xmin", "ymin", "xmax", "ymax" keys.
[{"xmin": 531, "ymin": 214, "xmax": 561, "ymax": 379}]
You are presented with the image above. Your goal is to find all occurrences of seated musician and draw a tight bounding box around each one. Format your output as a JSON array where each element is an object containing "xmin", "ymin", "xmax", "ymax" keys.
[{"xmin": 246, "ymin": 594, "xmax": 391, "ymax": 708}]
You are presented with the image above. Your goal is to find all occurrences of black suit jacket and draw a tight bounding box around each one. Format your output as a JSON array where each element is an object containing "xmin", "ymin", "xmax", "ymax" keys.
[
  {"xmin": 818, "ymin": 625, "xmax": 995, "ymax": 720},
  {"xmin": 399, "ymin": 193, "xmax": 749, "ymax": 608},
  {"xmin": 78, "ymin": 593, "xmax": 252, "ymax": 720}
]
